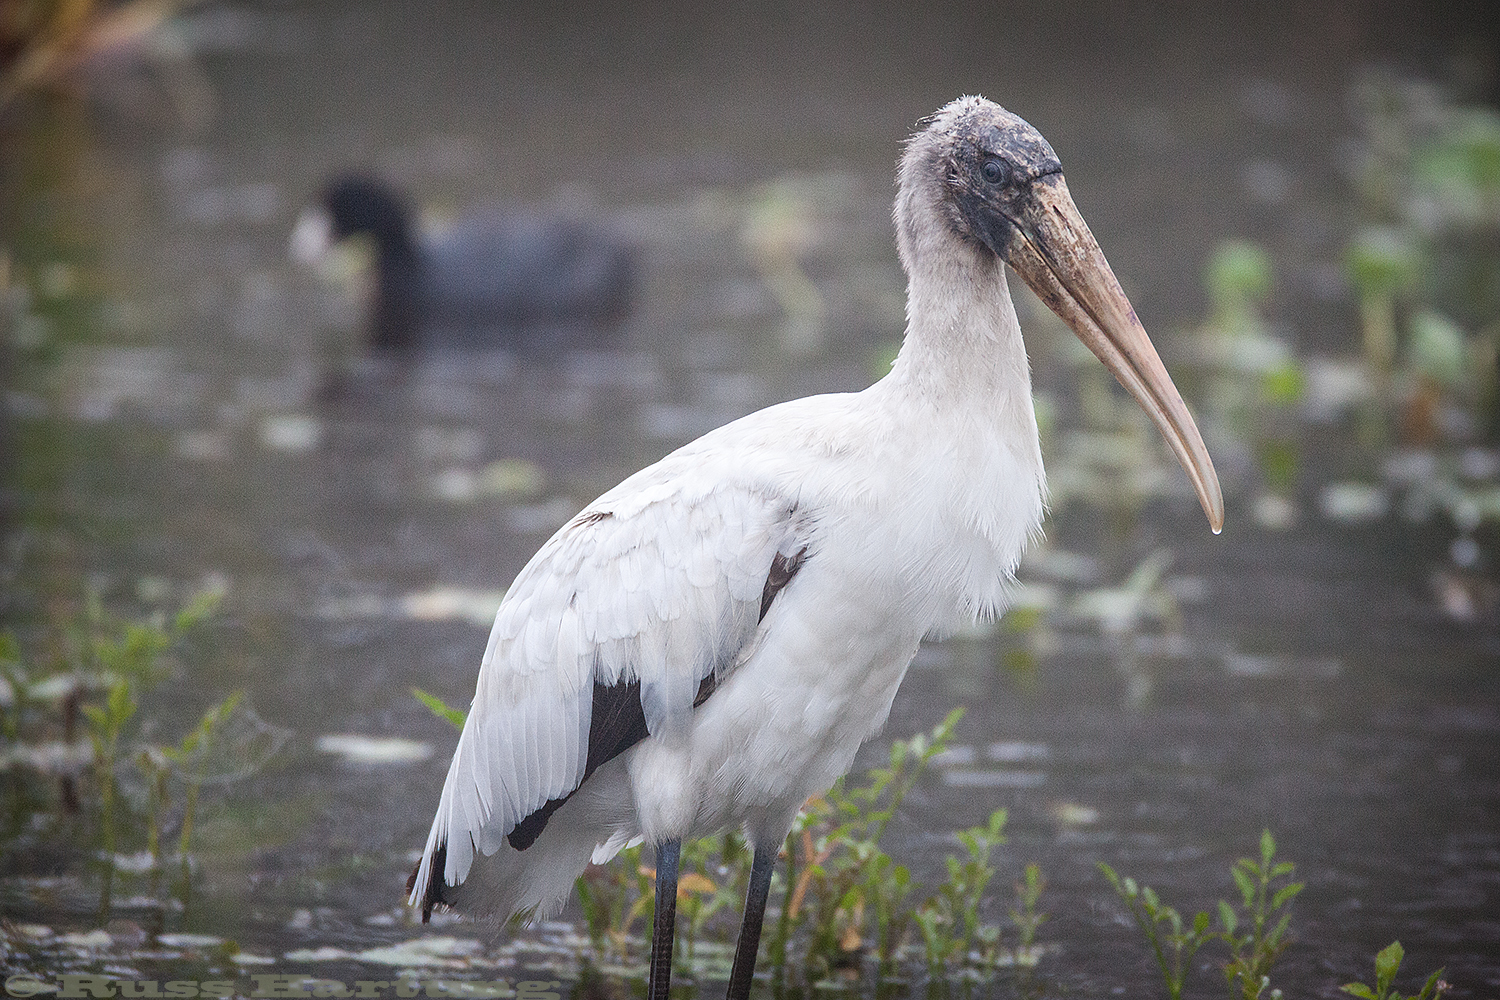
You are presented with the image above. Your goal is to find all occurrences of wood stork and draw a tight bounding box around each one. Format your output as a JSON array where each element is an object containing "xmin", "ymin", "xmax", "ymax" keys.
[{"xmin": 407, "ymin": 96, "xmax": 1223, "ymax": 999}]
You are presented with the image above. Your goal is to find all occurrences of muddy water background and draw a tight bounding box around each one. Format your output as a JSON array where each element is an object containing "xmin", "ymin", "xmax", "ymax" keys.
[{"xmin": 3, "ymin": 1, "xmax": 1499, "ymax": 996}]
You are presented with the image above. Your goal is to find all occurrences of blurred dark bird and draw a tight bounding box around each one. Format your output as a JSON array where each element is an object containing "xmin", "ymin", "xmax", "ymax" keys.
[{"xmin": 291, "ymin": 175, "xmax": 636, "ymax": 349}]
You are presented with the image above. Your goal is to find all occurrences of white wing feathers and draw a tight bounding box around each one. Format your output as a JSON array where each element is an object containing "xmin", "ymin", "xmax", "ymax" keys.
[{"xmin": 410, "ymin": 474, "xmax": 806, "ymax": 907}]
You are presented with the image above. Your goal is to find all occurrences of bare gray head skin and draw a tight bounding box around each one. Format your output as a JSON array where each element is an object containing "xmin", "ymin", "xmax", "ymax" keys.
[
  {"xmin": 894, "ymin": 95, "xmax": 1226, "ymax": 533},
  {"xmin": 895, "ymin": 96, "xmax": 1064, "ymax": 272}
]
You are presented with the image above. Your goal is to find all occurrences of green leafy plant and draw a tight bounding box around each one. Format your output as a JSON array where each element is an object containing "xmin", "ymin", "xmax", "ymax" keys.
[
  {"xmin": 81, "ymin": 677, "xmax": 136, "ymax": 877},
  {"xmin": 1101, "ymin": 830, "xmax": 1304, "ymax": 1000},
  {"xmin": 1010, "ymin": 862, "xmax": 1047, "ymax": 968},
  {"xmin": 1341, "ymin": 941, "xmax": 1447, "ymax": 1000},
  {"xmin": 1219, "ymin": 830, "xmax": 1304, "ymax": 1000},
  {"xmin": 575, "ymin": 841, "xmax": 653, "ymax": 961},
  {"xmin": 159, "ymin": 690, "xmax": 245, "ymax": 872},
  {"xmin": 1099, "ymin": 862, "xmax": 1215, "ymax": 1000},
  {"xmin": 785, "ymin": 707, "xmax": 964, "ymax": 985},
  {"xmin": 561, "ymin": 708, "xmax": 1044, "ymax": 988},
  {"xmin": 0, "ymin": 585, "xmax": 280, "ymax": 915},
  {"xmin": 914, "ymin": 807, "xmax": 1009, "ymax": 977},
  {"xmin": 1346, "ymin": 226, "xmax": 1423, "ymax": 377}
]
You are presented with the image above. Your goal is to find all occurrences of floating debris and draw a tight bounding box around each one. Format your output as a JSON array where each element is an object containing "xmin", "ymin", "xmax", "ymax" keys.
[
  {"xmin": 941, "ymin": 769, "xmax": 1046, "ymax": 789},
  {"xmin": 1460, "ymin": 448, "xmax": 1499, "ymax": 481},
  {"xmin": 316, "ymin": 734, "xmax": 434, "ymax": 766},
  {"xmin": 1069, "ymin": 550, "xmax": 1178, "ymax": 636},
  {"xmin": 931, "ymin": 745, "xmax": 977, "ymax": 767},
  {"xmin": 315, "ymin": 594, "xmax": 390, "ymax": 620},
  {"xmin": 1253, "ymin": 493, "xmax": 1300, "ymax": 531},
  {"xmin": 259, "ymin": 413, "xmax": 322, "ymax": 453},
  {"xmin": 1048, "ymin": 802, "xmax": 1101, "ymax": 826},
  {"xmin": 26, "ymin": 674, "xmax": 92, "ymax": 703},
  {"xmin": 108, "ymin": 851, "xmax": 158, "ymax": 874},
  {"xmin": 400, "ymin": 586, "xmax": 506, "ymax": 627},
  {"xmin": 478, "ymin": 459, "xmax": 548, "ymax": 499},
  {"xmin": 432, "ymin": 461, "xmax": 550, "ymax": 503},
  {"xmin": 1320, "ymin": 482, "xmax": 1389, "ymax": 523},
  {"xmin": 986, "ymin": 741, "xmax": 1050, "ymax": 763},
  {"xmin": 1220, "ymin": 651, "xmax": 1341, "ymax": 678},
  {"xmin": 60, "ymin": 929, "xmax": 114, "ymax": 952},
  {"xmin": 356, "ymin": 935, "xmax": 485, "ymax": 968},
  {"xmin": 284, "ymin": 946, "xmax": 358, "ymax": 962},
  {"xmin": 1298, "ymin": 356, "xmax": 1376, "ymax": 422},
  {"xmin": 1383, "ymin": 448, "xmax": 1438, "ymax": 484},
  {"xmin": 175, "ymin": 429, "xmax": 230, "ymax": 461},
  {"xmin": 1431, "ymin": 569, "xmax": 1498, "ymax": 622},
  {"xmin": 430, "ymin": 468, "xmax": 480, "ymax": 503},
  {"xmin": 157, "ymin": 933, "xmax": 224, "ymax": 949},
  {"xmin": 6, "ymin": 740, "xmax": 94, "ymax": 775}
]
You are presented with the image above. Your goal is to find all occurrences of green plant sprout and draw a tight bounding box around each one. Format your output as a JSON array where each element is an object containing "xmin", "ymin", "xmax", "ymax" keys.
[
  {"xmin": 413, "ymin": 686, "xmax": 468, "ymax": 729},
  {"xmin": 1098, "ymin": 862, "xmax": 1215, "ymax": 1000},
  {"xmin": 914, "ymin": 807, "xmax": 1009, "ymax": 978},
  {"xmin": 0, "ymin": 585, "xmax": 281, "ymax": 916},
  {"xmin": 1346, "ymin": 227, "xmax": 1422, "ymax": 378},
  {"xmin": 160, "ymin": 690, "xmax": 245, "ymax": 877},
  {"xmin": 575, "ymin": 841, "xmax": 653, "ymax": 961},
  {"xmin": 1219, "ymin": 829, "xmax": 1304, "ymax": 1000},
  {"xmin": 1010, "ymin": 863, "xmax": 1047, "ymax": 967},
  {"xmin": 784, "ymin": 707, "xmax": 965, "ymax": 985},
  {"xmin": 1341, "ymin": 941, "xmax": 1447, "ymax": 1000},
  {"xmin": 82, "ymin": 676, "xmax": 136, "ymax": 897},
  {"xmin": 1101, "ymin": 830, "xmax": 1304, "ymax": 1000},
  {"xmin": 1206, "ymin": 240, "xmax": 1273, "ymax": 330}
]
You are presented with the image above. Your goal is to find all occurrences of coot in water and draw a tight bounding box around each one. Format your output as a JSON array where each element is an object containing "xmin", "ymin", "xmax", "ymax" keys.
[{"xmin": 291, "ymin": 175, "xmax": 636, "ymax": 349}]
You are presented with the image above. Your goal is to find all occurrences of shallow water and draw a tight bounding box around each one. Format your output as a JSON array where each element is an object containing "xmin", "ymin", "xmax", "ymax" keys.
[{"xmin": 2, "ymin": 2, "xmax": 1498, "ymax": 997}]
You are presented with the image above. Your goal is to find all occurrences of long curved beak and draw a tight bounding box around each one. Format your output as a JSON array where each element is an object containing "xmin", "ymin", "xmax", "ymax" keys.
[{"xmin": 1005, "ymin": 174, "xmax": 1224, "ymax": 533}]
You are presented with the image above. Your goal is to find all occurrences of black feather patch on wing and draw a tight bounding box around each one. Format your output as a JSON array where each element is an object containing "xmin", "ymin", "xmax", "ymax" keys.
[
  {"xmin": 760, "ymin": 546, "xmax": 809, "ymax": 622},
  {"xmin": 506, "ymin": 671, "xmax": 721, "ymax": 851},
  {"xmin": 507, "ymin": 678, "xmax": 648, "ymax": 850},
  {"xmin": 408, "ymin": 839, "xmax": 449, "ymax": 922}
]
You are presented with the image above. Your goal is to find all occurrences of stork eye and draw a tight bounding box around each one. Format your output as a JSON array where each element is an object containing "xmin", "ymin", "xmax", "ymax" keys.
[{"xmin": 981, "ymin": 158, "xmax": 1009, "ymax": 186}]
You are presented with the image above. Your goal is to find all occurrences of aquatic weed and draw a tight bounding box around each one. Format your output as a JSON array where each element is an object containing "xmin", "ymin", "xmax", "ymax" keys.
[
  {"xmin": 786, "ymin": 707, "xmax": 964, "ymax": 985},
  {"xmin": 1101, "ymin": 829, "xmax": 1303, "ymax": 1000},
  {"xmin": 413, "ymin": 686, "xmax": 468, "ymax": 729},
  {"xmin": 0, "ymin": 585, "xmax": 282, "ymax": 915},
  {"xmin": 1098, "ymin": 862, "xmax": 1215, "ymax": 1000},
  {"xmin": 913, "ymin": 808, "xmax": 1010, "ymax": 978},
  {"xmin": 1219, "ymin": 830, "xmax": 1304, "ymax": 1000},
  {"xmin": 1341, "ymin": 941, "xmax": 1448, "ymax": 1000},
  {"xmin": 1009, "ymin": 863, "xmax": 1047, "ymax": 967}
]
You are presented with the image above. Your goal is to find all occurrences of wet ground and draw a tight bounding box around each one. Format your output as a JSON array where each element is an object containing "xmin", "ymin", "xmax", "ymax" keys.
[{"xmin": 2, "ymin": 2, "xmax": 1499, "ymax": 997}]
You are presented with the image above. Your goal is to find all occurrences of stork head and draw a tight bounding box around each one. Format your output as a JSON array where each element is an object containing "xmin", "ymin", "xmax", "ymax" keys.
[{"xmin": 898, "ymin": 96, "xmax": 1225, "ymax": 534}]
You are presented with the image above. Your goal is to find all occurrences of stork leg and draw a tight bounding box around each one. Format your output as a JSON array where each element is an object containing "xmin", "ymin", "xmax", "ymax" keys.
[
  {"xmin": 649, "ymin": 839, "xmax": 681, "ymax": 1000},
  {"xmin": 725, "ymin": 840, "xmax": 780, "ymax": 1000}
]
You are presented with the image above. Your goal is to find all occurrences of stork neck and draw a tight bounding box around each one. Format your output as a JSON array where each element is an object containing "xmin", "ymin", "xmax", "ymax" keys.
[{"xmin": 884, "ymin": 255, "xmax": 1037, "ymax": 418}]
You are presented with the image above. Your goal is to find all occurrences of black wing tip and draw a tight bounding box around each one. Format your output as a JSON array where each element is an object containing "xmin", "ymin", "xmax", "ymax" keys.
[
  {"xmin": 507, "ymin": 799, "xmax": 563, "ymax": 851},
  {"xmin": 407, "ymin": 840, "xmax": 451, "ymax": 923}
]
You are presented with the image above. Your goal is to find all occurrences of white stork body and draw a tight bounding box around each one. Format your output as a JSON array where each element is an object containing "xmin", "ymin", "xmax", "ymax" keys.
[
  {"xmin": 409, "ymin": 99, "xmax": 1222, "ymax": 997},
  {"xmin": 415, "ymin": 256, "xmax": 1044, "ymax": 917}
]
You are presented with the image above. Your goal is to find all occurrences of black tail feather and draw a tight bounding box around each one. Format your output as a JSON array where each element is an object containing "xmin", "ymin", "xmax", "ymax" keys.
[{"xmin": 406, "ymin": 839, "xmax": 450, "ymax": 922}]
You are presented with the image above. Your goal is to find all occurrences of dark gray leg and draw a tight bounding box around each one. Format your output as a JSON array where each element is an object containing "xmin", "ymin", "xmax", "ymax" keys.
[
  {"xmin": 725, "ymin": 840, "xmax": 780, "ymax": 1000},
  {"xmin": 649, "ymin": 839, "xmax": 681, "ymax": 1000}
]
